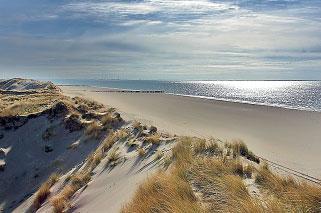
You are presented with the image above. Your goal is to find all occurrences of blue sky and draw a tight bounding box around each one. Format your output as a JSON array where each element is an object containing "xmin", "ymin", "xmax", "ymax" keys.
[{"xmin": 0, "ymin": 0, "xmax": 321, "ymax": 80}]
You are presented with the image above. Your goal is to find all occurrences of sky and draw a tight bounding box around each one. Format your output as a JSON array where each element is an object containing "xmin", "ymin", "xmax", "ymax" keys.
[{"xmin": 0, "ymin": 0, "xmax": 321, "ymax": 80}]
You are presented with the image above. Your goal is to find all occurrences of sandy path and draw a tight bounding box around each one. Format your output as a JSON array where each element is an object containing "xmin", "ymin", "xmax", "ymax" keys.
[{"xmin": 61, "ymin": 86, "xmax": 321, "ymax": 179}]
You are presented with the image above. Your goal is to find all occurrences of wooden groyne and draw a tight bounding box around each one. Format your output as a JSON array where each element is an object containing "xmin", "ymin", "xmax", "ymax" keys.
[{"xmin": 93, "ymin": 90, "xmax": 164, "ymax": 94}]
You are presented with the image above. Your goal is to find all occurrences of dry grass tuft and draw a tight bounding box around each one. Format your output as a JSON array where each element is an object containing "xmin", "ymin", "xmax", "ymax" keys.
[
  {"xmin": 85, "ymin": 121, "xmax": 102, "ymax": 139},
  {"xmin": 108, "ymin": 148, "xmax": 120, "ymax": 162},
  {"xmin": 51, "ymin": 195, "xmax": 69, "ymax": 213},
  {"xmin": 155, "ymin": 150, "xmax": 164, "ymax": 160},
  {"xmin": 51, "ymin": 172, "xmax": 90, "ymax": 212},
  {"xmin": 132, "ymin": 121, "xmax": 142, "ymax": 130},
  {"xmin": 137, "ymin": 148, "xmax": 146, "ymax": 157},
  {"xmin": 124, "ymin": 137, "xmax": 321, "ymax": 213},
  {"xmin": 116, "ymin": 129, "xmax": 129, "ymax": 141},
  {"xmin": 144, "ymin": 134, "xmax": 161, "ymax": 145},
  {"xmin": 73, "ymin": 97, "xmax": 104, "ymax": 111},
  {"xmin": 243, "ymin": 164, "xmax": 254, "ymax": 178},
  {"xmin": 70, "ymin": 172, "xmax": 91, "ymax": 188},
  {"xmin": 33, "ymin": 173, "xmax": 60, "ymax": 210},
  {"xmin": 193, "ymin": 138, "xmax": 220, "ymax": 155},
  {"xmin": 230, "ymin": 140, "xmax": 260, "ymax": 163},
  {"xmin": 51, "ymin": 185, "xmax": 76, "ymax": 212},
  {"xmin": 102, "ymin": 131, "xmax": 118, "ymax": 152},
  {"xmin": 121, "ymin": 172, "xmax": 204, "ymax": 213},
  {"xmin": 86, "ymin": 150, "xmax": 103, "ymax": 171},
  {"xmin": 255, "ymin": 164, "xmax": 321, "ymax": 212},
  {"xmin": 101, "ymin": 113, "xmax": 120, "ymax": 128},
  {"xmin": 163, "ymin": 155, "xmax": 172, "ymax": 169},
  {"xmin": 171, "ymin": 137, "xmax": 193, "ymax": 165}
]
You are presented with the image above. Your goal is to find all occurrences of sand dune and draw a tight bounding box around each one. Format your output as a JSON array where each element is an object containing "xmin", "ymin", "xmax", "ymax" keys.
[
  {"xmin": 62, "ymin": 85, "xmax": 321, "ymax": 179},
  {"xmin": 1, "ymin": 80, "xmax": 321, "ymax": 213},
  {"xmin": 1, "ymin": 79, "xmax": 173, "ymax": 212},
  {"xmin": 0, "ymin": 78, "xmax": 58, "ymax": 92}
]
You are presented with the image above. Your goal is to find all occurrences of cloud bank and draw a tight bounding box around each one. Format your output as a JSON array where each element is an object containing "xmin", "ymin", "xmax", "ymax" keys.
[{"xmin": 0, "ymin": 0, "xmax": 321, "ymax": 80}]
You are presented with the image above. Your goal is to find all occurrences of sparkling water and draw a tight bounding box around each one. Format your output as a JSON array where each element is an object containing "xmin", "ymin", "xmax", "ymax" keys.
[{"xmin": 56, "ymin": 79, "xmax": 321, "ymax": 112}]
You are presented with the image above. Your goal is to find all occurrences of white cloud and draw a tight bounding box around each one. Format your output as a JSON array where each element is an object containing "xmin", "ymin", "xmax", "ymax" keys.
[
  {"xmin": 63, "ymin": 0, "xmax": 236, "ymax": 15},
  {"xmin": 1, "ymin": 0, "xmax": 321, "ymax": 79}
]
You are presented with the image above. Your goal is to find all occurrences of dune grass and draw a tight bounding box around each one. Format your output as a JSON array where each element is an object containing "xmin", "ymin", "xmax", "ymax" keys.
[
  {"xmin": 73, "ymin": 96, "xmax": 104, "ymax": 111},
  {"xmin": 116, "ymin": 129, "xmax": 129, "ymax": 141},
  {"xmin": 102, "ymin": 131, "xmax": 118, "ymax": 152},
  {"xmin": 51, "ymin": 171, "xmax": 91, "ymax": 212},
  {"xmin": 154, "ymin": 150, "xmax": 164, "ymax": 160},
  {"xmin": 0, "ymin": 91, "xmax": 65, "ymax": 117},
  {"xmin": 85, "ymin": 121, "xmax": 102, "ymax": 139},
  {"xmin": 32, "ymin": 173, "xmax": 60, "ymax": 210},
  {"xmin": 255, "ymin": 164, "xmax": 321, "ymax": 212},
  {"xmin": 122, "ymin": 171, "xmax": 204, "ymax": 213},
  {"xmin": 50, "ymin": 130, "xmax": 120, "ymax": 212},
  {"xmin": 144, "ymin": 133, "xmax": 161, "ymax": 145},
  {"xmin": 100, "ymin": 113, "xmax": 114, "ymax": 128},
  {"xmin": 123, "ymin": 137, "xmax": 321, "ymax": 213},
  {"xmin": 132, "ymin": 121, "xmax": 142, "ymax": 131},
  {"xmin": 137, "ymin": 148, "xmax": 146, "ymax": 157},
  {"xmin": 50, "ymin": 185, "xmax": 76, "ymax": 212},
  {"xmin": 229, "ymin": 140, "xmax": 260, "ymax": 163},
  {"xmin": 86, "ymin": 150, "xmax": 103, "ymax": 171},
  {"xmin": 108, "ymin": 148, "xmax": 120, "ymax": 162}
]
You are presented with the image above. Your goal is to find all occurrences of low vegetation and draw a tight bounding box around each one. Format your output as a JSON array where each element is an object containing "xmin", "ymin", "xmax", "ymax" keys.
[
  {"xmin": 228, "ymin": 140, "xmax": 260, "ymax": 163},
  {"xmin": 144, "ymin": 133, "xmax": 161, "ymax": 145},
  {"xmin": 132, "ymin": 121, "xmax": 142, "ymax": 131},
  {"xmin": 154, "ymin": 150, "xmax": 164, "ymax": 160},
  {"xmin": 108, "ymin": 148, "xmax": 120, "ymax": 162},
  {"xmin": 101, "ymin": 113, "xmax": 115, "ymax": 128},
  {"xmin": 73, "ymin": 96, "xmax": 104, "ymax": 111},
  {"xmin": 255, "ymin": 164, "xmax": 321, "ymax": 212},
  {"xmin": 85, "ymin": 121, "xmax": 102, "ymax": 139},
  {"xmin": 9, "ymin": 81, "xmax": 318, "ymax": 213},
  {"xmin": 102, "ymin": 131, "xmax": 118, "ymax": 152},
  {"xmin": 50, "ymin": 129, "xmax": 120, "ymax": 212},
  {"xmin": 0, "ymin": 91, "xmax": 64, "ymax": 117},
  {"xmin": 137, "ymin": 148, "xmax": 146, "ymax": 157},
  {"xmin": 116, "ymin": 129, "xmax": 129, "ymax": 141},
  {"xmin": 123, "ymin": 137, "xmax": 321, "ymax": 213},
  {"xmin": 32, "ymin": 173, "xmax": 60, "ymax": 210}
]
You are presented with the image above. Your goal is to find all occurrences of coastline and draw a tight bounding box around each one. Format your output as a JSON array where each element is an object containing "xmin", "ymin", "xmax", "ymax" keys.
[
  {"xmin": 60, "ymin": 84, "xmax": 321, "ymax": 113},
  {"xmin": 61, "ymin": 85, "xmax": 321, "ymax": 179}
]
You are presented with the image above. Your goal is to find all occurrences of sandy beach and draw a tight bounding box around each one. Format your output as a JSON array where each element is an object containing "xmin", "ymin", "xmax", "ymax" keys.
[{"xmin": 62, "ymin": 85, "xmax": 321, "ymax": 179}]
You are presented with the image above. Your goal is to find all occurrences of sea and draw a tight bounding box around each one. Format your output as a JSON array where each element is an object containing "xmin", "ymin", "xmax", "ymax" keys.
[{"xmin": 54, "ymin": 79, "xmax": 321, "ymax": 112}]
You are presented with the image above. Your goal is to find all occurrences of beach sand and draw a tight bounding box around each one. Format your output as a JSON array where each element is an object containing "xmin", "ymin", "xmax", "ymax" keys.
[{"xmin": 61, "ymin": 86, "xmax": 321, "ymax": 179}]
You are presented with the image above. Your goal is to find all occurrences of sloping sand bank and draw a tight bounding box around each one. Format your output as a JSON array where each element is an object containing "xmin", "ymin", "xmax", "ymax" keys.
[{"xmin": 61, "ymin": 86, "xmax": 321, "ymax": 179}]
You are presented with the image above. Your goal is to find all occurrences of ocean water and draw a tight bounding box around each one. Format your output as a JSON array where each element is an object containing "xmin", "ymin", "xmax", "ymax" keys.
[{"xmin": 56, "ymin": 79, "xmax": 321, "ymax": 112}]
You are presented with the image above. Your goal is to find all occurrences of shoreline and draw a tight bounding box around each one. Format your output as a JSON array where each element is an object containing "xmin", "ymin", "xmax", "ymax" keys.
[
  {"xmin": 59, "ymin": 84, "xmax": 321, "ymax": 113},
  {"xmin": 61, "ymin": 85, "xmax": 321, "ymax": 179}
]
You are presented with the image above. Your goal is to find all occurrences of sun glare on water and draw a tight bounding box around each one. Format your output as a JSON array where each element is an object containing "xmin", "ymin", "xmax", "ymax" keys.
[{"xmin": 201, "ymin": 81, "xmax": 296, "ymax": 90}]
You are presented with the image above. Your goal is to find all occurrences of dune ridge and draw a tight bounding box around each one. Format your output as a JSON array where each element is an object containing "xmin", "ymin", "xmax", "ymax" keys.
[{"xmin": 1, "ymin": 79, "xmax": 321, "ymax": 213}]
